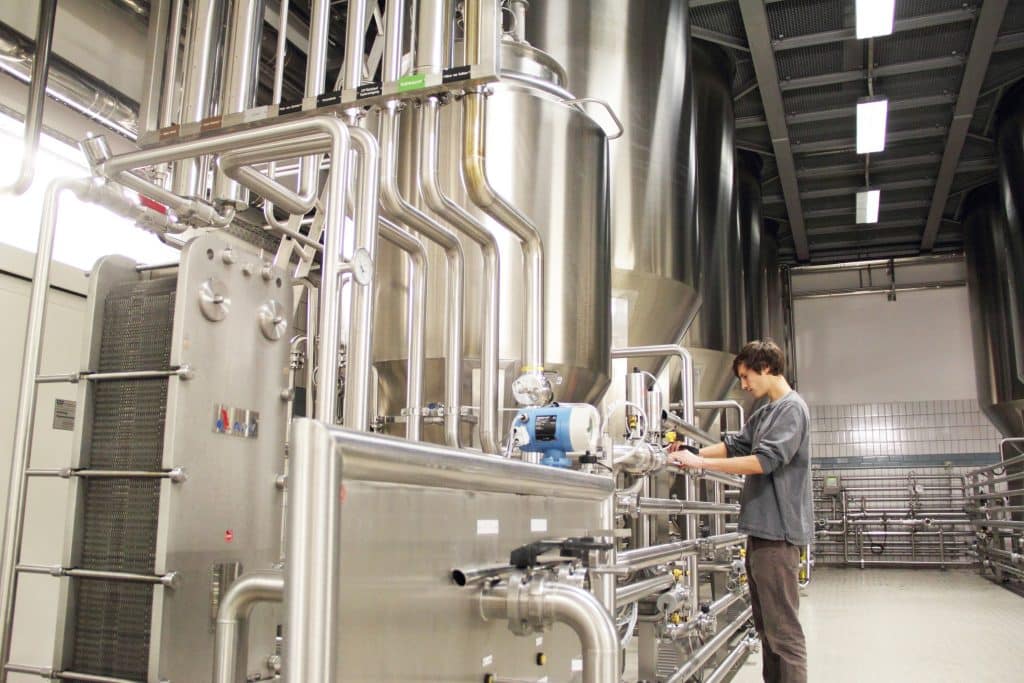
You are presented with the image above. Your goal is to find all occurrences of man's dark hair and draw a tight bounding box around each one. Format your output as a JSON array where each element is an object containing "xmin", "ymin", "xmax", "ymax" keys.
[{"xmin": 732, "ymin": 339, "xmax": 785, "ymax": 377}]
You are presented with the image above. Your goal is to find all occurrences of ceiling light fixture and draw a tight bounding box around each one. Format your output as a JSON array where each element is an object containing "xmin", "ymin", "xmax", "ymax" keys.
[
  {"xmin": 856, "ymin": 96, "xmax": 889, "ymax": 154},
  {"xmin": 856, "ymin": 189, "xmax": 881, "ymax": 224},
  {"xmin": 856, "ymin": 0, "xmax": 895, "ymax": 39}
]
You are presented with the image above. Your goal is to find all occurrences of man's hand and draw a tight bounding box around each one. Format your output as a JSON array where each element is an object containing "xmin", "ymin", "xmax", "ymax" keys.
[{"xmin": 668, "ymin": 450, "xmax": 703, "ymax": 470}]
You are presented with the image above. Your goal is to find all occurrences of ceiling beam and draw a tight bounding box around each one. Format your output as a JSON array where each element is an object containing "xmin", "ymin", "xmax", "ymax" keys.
[
  {"xmin": 792, "ymin": 126, "xmax": 948, "ymax": 155},
  {"xmin": 764, "ymin": 178, "xmax": 937, "ymax": 204},
  {"xmin": 692, "ymin": 26, "xmax": 749, "ymax": 53},
  {"xmin": 736, "ymin": 94, "xmax": 955, "ymax": 130},
  {"xmin": 921, "ymin": 0, "xmax": 1008, "ymax": 251},
  {"xmin": 804, "ymin": 199, "xmax": 931, "ymax": 219},
  {"xmin": 773, "ymin": 7, "xmax": 976, "ymax": 52},
  {"xmin": 994, "ymin": 31, "xmax": 1024, "ymax": 53},
  {"xmin": 802, "ymin": 219, "xmax": 961, "ymax": 239},
  {"xmin": 738, "ymin": 0, "xmax": 809, "ymax": 261},
  {"xmin": 780, "ymin": 55, "xmax": 965, "ymax": 91},
  {"xmin": 793, "ymin": 155, "xmax": 995, "ymax": 181}
]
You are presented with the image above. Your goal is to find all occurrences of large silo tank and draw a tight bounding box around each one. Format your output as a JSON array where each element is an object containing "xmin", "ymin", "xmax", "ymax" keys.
[
  {"xmin": 526, "ymin": 0, "xmax": 700, "ymax": 374},
  {"xmin": 372, "ymin": 41, "xmax": 611, "ymax": 442},
  {"xmin": 684, "ymin": 39, "xmax": 742, "ymax": 427},
  {"xmin": 995, "ymin": 81, "xmax": 1024, "ymax": 394},
  {"xmin": 963, "ymin": 186, "xmax": 1024, "ymax": 438},
  {"xmin": 724, "ymin": 150, "xmax": 766, "ymax": 417}
]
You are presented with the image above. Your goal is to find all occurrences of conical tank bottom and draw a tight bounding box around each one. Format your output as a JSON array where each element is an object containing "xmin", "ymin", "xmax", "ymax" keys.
[{"xmin": 612, "ymin": 269, "xmax": 701, "ymax": 376}]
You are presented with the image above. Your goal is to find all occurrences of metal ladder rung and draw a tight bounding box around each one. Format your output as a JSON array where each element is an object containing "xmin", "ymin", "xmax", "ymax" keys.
[
  {"xmin": 26, "ymin": 468, "xmax": 187, "ymax": 483},
  {"xmin": 35, "ymin": 365, "xmax": 192, "ymax": 384},
  {"xmin": 16, "ymin": 564, "xmax": 179, "ymax": 588},
  {"xmin": 4, "ymin": 663, "xmax": 146, "ymax": 683}
]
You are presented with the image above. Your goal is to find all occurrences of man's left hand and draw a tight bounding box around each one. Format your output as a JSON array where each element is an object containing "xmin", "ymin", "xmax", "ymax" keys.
[{"xmin": 668, "ymin": 451, "xmax": 702, "ymax": 470}]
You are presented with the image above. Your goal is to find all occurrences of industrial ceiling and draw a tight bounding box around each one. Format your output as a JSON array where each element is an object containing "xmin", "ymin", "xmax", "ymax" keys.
[{"xmin": 692, "ymin": 0, "xmax": 1024, "ymax": 264}]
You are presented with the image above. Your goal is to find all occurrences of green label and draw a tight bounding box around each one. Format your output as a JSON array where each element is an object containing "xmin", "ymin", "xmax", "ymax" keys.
[{"xmin": 397, "ymin": 73, "xmax": 427, "ymax": 92}]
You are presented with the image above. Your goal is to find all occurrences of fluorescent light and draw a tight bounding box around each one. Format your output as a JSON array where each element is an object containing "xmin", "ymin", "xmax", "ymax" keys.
[
  {"xmin": 856, "ymin": 0, "xmax": 895, "ymax": 39},
  {"xmin": 857, "ymin": 96, "xmax": 888, "ymax": 154},
  {"xmin": 856, "ymin": 189, "xmax": 881, "ymax": 224}
]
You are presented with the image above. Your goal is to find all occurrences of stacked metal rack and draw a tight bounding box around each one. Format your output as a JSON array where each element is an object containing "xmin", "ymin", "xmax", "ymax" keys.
[{"xmin": 964, "ymin": 438, "xmax": 1024, "ymax": 585}]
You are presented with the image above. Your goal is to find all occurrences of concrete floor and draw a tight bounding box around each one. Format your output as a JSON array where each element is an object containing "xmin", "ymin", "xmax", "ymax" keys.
[{"xmin": 730, "ymin": 568, "xmax": 1024, "ymax": 683}]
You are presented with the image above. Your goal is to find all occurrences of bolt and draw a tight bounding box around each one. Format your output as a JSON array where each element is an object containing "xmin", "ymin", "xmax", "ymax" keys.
[{"xmin": 222, "ymin": 248, "xmax": 235, "ymax": 265}]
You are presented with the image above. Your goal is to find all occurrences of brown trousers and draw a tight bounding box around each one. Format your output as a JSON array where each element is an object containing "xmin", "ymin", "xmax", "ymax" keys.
[{"xmin": 745, "ymin": 537, "xmax": 808, "ymax": 683}]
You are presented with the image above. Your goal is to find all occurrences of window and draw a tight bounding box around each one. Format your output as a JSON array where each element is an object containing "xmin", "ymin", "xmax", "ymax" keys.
[{"xmin": 0, "ymin": 115, "xmax": 179, "ymax": 271}]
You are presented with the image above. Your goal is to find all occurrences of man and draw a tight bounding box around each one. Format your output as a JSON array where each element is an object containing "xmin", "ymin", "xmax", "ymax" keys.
[{"xmin": 669, "ymin": 339, "xmax": 811, "ymax": 683}]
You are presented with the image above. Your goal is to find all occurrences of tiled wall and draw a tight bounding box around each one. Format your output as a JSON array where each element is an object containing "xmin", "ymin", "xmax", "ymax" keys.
[{"xmin": 810, "ymin": 398, "xmax": 1002, "ymax": 469}]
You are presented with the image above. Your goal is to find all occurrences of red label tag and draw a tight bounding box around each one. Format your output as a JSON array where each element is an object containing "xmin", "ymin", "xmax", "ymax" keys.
[
  {"xmin": 138, "ymin": 195, "xmax": 168, "ymax": 214},
  {"xmin": 224, "ymin": 529, "xmax": 234, "ymax": 543}
]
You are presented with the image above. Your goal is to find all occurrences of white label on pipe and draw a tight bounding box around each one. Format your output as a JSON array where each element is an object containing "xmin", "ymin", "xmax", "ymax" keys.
[
  {"xmin": 477, "ymin": 519, "xmax": 499, "ymax": 535},
  {"xmin": 571, "ymin": 658, "xmax": 583, "ymax": 672},
  {"xmin": 482, "ymin": 654, "xmax": 493, "ymax": 667},
  {"xmin": 531, "ymin": 518, "xmax": 548, "ymax": 532},
  {"xmin": 535, "ymin": 636, "xmax": 544, "ymax": 647}
]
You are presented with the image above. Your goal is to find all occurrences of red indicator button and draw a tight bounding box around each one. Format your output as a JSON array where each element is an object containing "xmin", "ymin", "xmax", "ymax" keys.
[{"xmin": 224, "ymin": 529, "xmax": 234, "ymax": 543}]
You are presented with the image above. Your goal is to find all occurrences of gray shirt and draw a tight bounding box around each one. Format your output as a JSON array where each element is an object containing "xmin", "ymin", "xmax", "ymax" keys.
[{"xmin": 722, "ymin": 390, "xmax": 813, "ymax": 546}]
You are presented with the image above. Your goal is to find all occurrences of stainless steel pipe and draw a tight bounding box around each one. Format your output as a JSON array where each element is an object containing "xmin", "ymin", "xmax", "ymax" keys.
[
  {"xmin": 419, "ymin": 96, "xmax": 502, "ymax": 453},
  {"xmin": 616, "ymin": 532, "xmax": 745, "ymax": 571},
  {"xmin": 615, "ymin": 574, "xmax": 675, "ymax": 606},
  {"xmin": 463, "ymin": 89, "xmax": 545, "ymax": 374},
  {"xmin": 480, "ymin": 578, "xmax": 620, "ymax": 683},
  {"xmin": 662, "ymin": 410, "xmax": 718, "ymax": 447},
  {"xmin": 2, "ymin": 0, "xmax": 57, "ymax": 195},
  {"xmin": 379, "ymin": 103, "xmax": 465, "ymax": 446},
  {"xmin": 379, "ymin": 217, "xmax": 428, "ymax": 441},
  {"xmin": 665, "ymin": 607, "xmax": 754, "ymax": 683},
  {"xmin": 212, "ymin": 570, "xmax": 284, "ymax": 683},
  {"xmin": 611, "ymin": 345, "xmax": 696, "ymax": 422}
]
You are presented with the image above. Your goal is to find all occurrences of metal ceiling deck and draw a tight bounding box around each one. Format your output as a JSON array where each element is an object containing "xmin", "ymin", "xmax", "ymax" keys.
[{"xmin": 692, "ymin": 0, "xmax": 1024, "ymax": 264}]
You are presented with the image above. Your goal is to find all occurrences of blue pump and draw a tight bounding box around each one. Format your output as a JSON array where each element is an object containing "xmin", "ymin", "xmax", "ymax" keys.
[{"xmin": 514, "ymin": 404, "xmax": 600, "ymax": 468}]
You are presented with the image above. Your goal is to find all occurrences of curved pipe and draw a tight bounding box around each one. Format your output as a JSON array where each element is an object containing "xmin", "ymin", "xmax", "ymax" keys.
[
  {"xmin": 2, "ymin": 0, "xmax": 57, "ymax": 195},
  {"xmin": 665, "ymin": 607, "xmax": 754, "ymax": 683},
  {"xmin": 379, "ymin": 217, "xmax": 428, "ymax": 441},
  {"xmin": 212, "ymin": 571, "xmax": 284, "ymax": 683},
  {"xmin": 481, "ymin": 579, "xmax": 619, "ymax": 683},
  {"xmin": 462, "ymin": 89, "xmax": 545, "ymax": 373},
  {"xmin": 419, "ymin": 96, "xmax": 501, "ymax": 453},
  {"xmin": 379, "ymin": 103, "xmax": 464, "ymax": 447}
]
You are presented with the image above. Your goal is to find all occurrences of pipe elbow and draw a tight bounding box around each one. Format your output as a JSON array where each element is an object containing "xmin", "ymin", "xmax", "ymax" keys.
[{"xmin": 216, "ymin": 570, "xmax": 284, "ymax": 624}]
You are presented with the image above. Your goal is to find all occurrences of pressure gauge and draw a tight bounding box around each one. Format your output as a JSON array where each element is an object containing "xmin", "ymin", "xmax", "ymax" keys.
[{"xmin": 351, "ymin": 248, "xmax": 373, "ymax": 286}]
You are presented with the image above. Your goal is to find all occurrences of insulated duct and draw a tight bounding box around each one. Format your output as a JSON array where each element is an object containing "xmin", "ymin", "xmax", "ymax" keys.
[{"xmin": 0, "ymin": 20, "xmax": 138, "ymax": 140}]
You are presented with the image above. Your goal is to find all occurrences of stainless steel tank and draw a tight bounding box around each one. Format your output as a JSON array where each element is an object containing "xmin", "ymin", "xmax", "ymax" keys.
[
  {"xmin": 526, "ymin": 0, "xmax": 700, "ymax": 373},
  {"xmin": 372, "ymin": 40, "xmax": 611, "ymax": 441},
  {"xmin": 995, "ymin": 81, "xmax": 1024, "ymax": 404},
  {"xmin": 684, "ymin": 39, "xmax": 742, "ymax": 427},
  {"xmin": 738, "ymin": 151, "xmax": 765, "ymax": 342},
  {"xmin": 963, "ymin": 185, "xmax": 1024, "ymax": 438}
]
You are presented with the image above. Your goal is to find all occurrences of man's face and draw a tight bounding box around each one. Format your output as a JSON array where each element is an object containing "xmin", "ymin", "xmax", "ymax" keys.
[{"xmin": 736, "ymin": 363, "xmax": 773, "ymax": 399}]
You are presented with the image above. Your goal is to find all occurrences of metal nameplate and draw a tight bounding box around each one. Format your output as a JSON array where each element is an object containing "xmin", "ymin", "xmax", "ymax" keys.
[
  {"xmin": 212, "ymin": 404, "xmax": 260, "ymax": 438},
  {"xmin": 53, "ymin": 398, "xmax": 76, "ymax": 431}
]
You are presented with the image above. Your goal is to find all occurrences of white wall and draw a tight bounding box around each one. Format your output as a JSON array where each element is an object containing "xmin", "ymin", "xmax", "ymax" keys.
[
  {"xmin": 793, "ymin": 272, "xmax": 977, "ymax": 406},
  {"xmin": 0, "ymin": 247, "xmax": 86, "ymax": 679}
]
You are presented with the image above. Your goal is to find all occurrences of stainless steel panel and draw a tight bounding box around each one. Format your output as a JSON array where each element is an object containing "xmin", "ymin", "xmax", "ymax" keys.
[
  {"xmin": 964, "ymin": 187, "xmax": 1024, "ymax": 439},
  {"xmin": 374, "ymin": 40, "xmax": 611, "ymax": 439},
  {"xmin": 154, "ymin": 234, "xmax": 291, "ymax": 681},
  {"xmin": 527, "ymin": 0, "xmax": 700, "ymax": 374},
  {"xmin": 333, "ymin": 480, "xmax": 603, "ymax": 682}
]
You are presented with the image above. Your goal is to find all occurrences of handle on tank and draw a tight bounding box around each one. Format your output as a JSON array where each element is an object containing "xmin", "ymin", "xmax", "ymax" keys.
[{"xmin": 563, "ymin": 97, "xmax": 624, "ymax": 140}]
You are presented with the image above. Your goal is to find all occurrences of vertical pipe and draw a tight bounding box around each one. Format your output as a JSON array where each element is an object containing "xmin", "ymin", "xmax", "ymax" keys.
[
  {"xmin": 419, "ymin": 98, "xmax": 501, "ymax": 453},
  {"xmin": 174, "ymin": 0, "xmax": 224, "ymax": 197},
  {"xmin": 416, "ymin": 0, "xmax": 447, "ymax": 74},
  {"xmin": 2, "ymin": 0, "xmax": 57, "ymax": 196},
  {"xmin": 379, "ymin": 105, "xmax": 464, "ymax": 446},
  {"xmin": 0, "ymin": 178, "xmax": 90, "ymax": 683},
  {"xmin": 378, "ymin": 218, "xmax": 428, "ymax": 441},
  {"xmin": 139, "ymin": 0, "xmax": 171, "ymax": 136},
  {"xmin": 343, "ymin": 0, "xmax": 368, "ymax": 89},
  {"xmin": 285, "ymin": 419, "xmax": 341, "ymax": 683},
  {"xmin": 158, "ymin": 0, "xmax": 186, "ymax": 130},
  {"xmin": 212, "ymin": 571, "xmax": 284, "ymax": 683},
  {"xmin": 341, "ymin": 127, "xmax": 380, "ymax": 432},
  {"xmin": 214, "ymin": 0, "xmax": 266, "ymax": 206},
  {"xmin": 297, "ymin": 0, "xmax": 330, "ymax": 203},
  {"xmin": 314, "ymin": 123, "xmax": 353, "ymax": 424}
]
